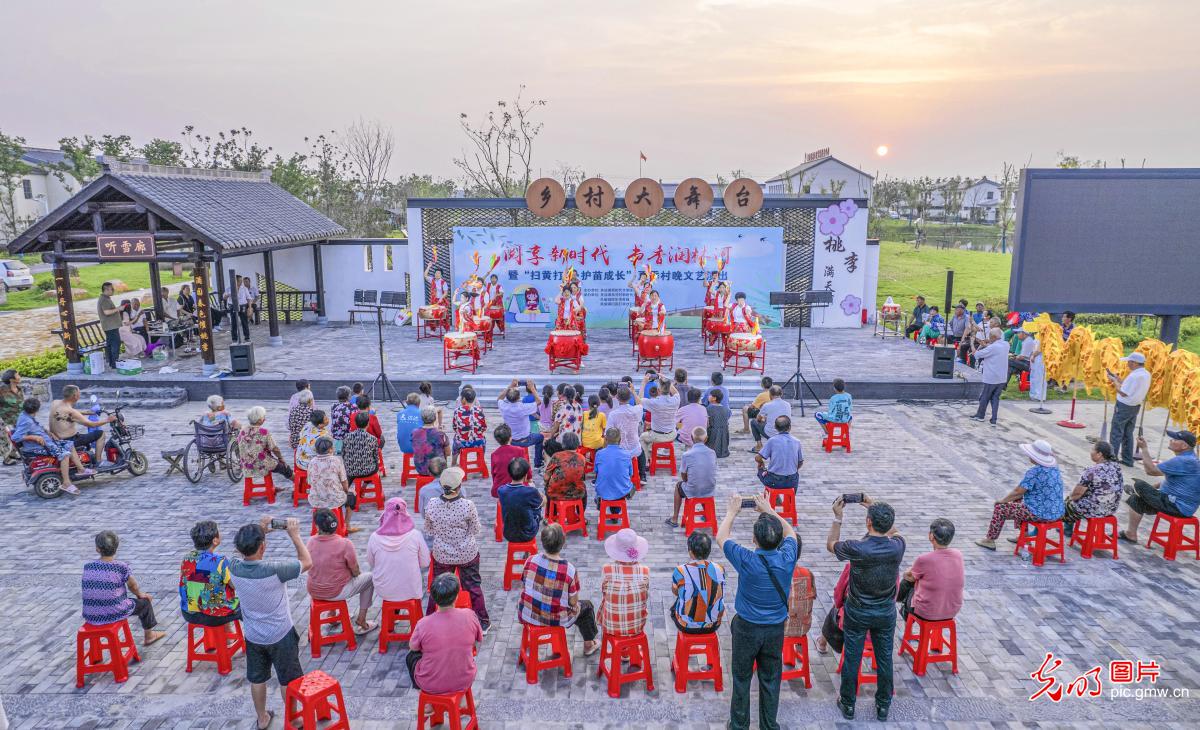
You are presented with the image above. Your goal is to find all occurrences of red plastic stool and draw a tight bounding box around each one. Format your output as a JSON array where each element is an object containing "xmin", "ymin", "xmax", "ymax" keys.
[
  {"xmin": 353, "ymin": 473, "xmax": 385, "ymax": 511},
  {"xmin": 493, "ymin": 500, "xmax": 505, "ymax": 542},
  {"xmin": 649, "ymin": 441, "xmax": 678, "ymax": 476},
  {"xmin": 400, "ymin": 452, "xmax": 419, "ymax": 485},
  {"xmin": 308, "ymin": 599, "xmax": 357, "ymax": 658},
  {"xmin": 243, "ymin": 473, "xmax": 276, "ymax": 505},
  {"xmin": 764, "ymin": 487, "xmax": 798, "ymax": 526},
  {"xmin": 631, "ymin": 457, "xmax": 642, "ymax": 491},
  {"xmin": 417, "ymin": 688, "xmax": 479, "ymax": 730},
  {"xmin": 285, "ymin": 670, "xmax": 350, "ymax": 730},
  {"xmin": 75, "ymin": 620, "xmax": 139, "ymax": 687},
  {"xmin": 597, "ymin": 499, "xmax": 631, "ymax": 540},
  {"xmin": 1146, "ymin": 513, "xmax": 1200, "ymax": 560},
  {"xmin": 578, "ymin": 446, "xmax": 596, "ymax": 475},
  {"xmin": 459, "ymin": 447, "xmax": 489, "ymax": 480},
  {"xmin": 598, "ymin": 632, "xmax": 654, "ymax": 698},
  {"xmin": 1019, "ymin": 370, "xmax": 1031, "ymax": 392},
  {"xmin": 838, "ymin": 634, "xmax": 877, "ymax": 689},
  {"xmin": 379, "ymin": 599, "xmax": 423, "ymax": 653},
  {"xmin": 412, "ymin": 474, "xmax": 435, "ymax": 514},
  {"xmin": 1069, "ymin": 515, "xmax": 1120, "ymax": 559},
  {"xmin": 781, "ymin": 635, "xmax": 812, "ymax": 686},
  {"xmin": 310, "ymin": 507, "xmax": 349, "ymax": 538},
  {"xmin": 185, "ymin": 620, "xmax": 245, "ymax": 675},
  {"xmin": 518, "ymin": 623, "xmax": 573, "ymax": 684},
  {"xmin": 292, "ymin": 466, "xmax": 309, "ymax": 507},
  {"xmin": 426, "ymin": 566, "xmax": 472, "ymax": 608},
  {"xmin": 682, "ymin": 497, "xmax": 717, "ymax": 536},
  {"xmin": 670, "ymin": 631, "xmax": 722, "ymax": 693},
  {"xmin": 899, "ymin": 614, "xmax": 958, "ymax": 676},
  {"xmin": 378, "ymin": 447, "xmax": 387, "ymax": 477},
  {"xmin": 822, "ymin": 422, "xmax": 852, "ymax": 453},
  {"xmin": 548, "ymin": 498, "xmax": 588, "ymax": 537},
  {"xmin": 503, "ymin": 540, "xmax": 537, "ymax": 590},
  {"xmin": 1015, "ymin": 520, "xmax": 1066, "ymax": 566}
]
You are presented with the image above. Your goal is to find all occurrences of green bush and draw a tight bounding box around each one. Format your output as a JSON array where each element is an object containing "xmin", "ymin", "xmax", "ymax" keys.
[
  {"xmin": 0, "ymin": 349, "xmax": 68, "ymax": 378},
  {"xmin": 36, "ymin": 279, "xmax": 54, "ymax": 292}
]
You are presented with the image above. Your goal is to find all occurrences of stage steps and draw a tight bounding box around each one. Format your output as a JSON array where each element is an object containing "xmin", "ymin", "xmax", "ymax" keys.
[
  {"xmin": 79, "ymin": 386, "xmax": 190, "ymax": 410},
  {"xmin": 460, "ymin": 374, "xmax": 769, "ymax": 405}
]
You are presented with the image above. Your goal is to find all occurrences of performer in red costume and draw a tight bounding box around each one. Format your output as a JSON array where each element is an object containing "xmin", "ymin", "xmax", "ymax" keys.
[
  {"xmin": 554, "ymin": 280, "xmax": 587, "ymax": 336},
  {"xmin": 729, "ymin": 291, "xmax": 755, "ymax": 333},
  {"xmin": 642, "ymin": 289, "xmax": 668, "ymax": 334},
  {"xmin": 424, "ymin": 260, "xmax": 450, "ymax": 306}
]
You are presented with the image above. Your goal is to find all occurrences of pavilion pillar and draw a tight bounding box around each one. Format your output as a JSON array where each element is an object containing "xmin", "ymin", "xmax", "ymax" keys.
[
  {"xmin": 192, "ymin": 243, "xmax": 216, "ymax": 374},
  {"xmin": 263, "ymin": 250, "xmax": 282, "ymax": 345},
  {"xmin": 53, "ymin": 251, "xmax": 82, "ymax": 373},
  {"xmin": 313, "ymin": 242, "xmax": 327, "ymax": 324},
  {"xmin": 146, "ymin": 211, "xmax": 164, "ymax": 318},
  {"xmin": 215, "ymin": 257, "xmax": 226, "ymax": 306}
]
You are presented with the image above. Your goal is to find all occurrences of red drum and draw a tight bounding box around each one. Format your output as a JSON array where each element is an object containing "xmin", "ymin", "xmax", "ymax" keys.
[
  {"xmin": 636, "ymin": 330, "xmax": 674, "ymax": 371},
  {"xmin": 546, "ymin": 329, "xmax": 587, "ymax": 372},
  {"xmin": 485, "ymin": 306, "xmax": 504, "ymax": 321},
  {"xmin": 704, "ymin": 317, "xmax": 731, "ymax": 335},
  {"xmin": 444, "ymin": 332, "xmax": 476, "ymax": 351},
  {"xmin": 443, "ymin": 332, "xmax": 478, "ymax": 374},
  {"xmin": 418, "ymin": 305, "xmax": 445, "ymax": 321},
  {"xmin": 726, "ymin": 333, "xmax": 762, "ymax": 353}
]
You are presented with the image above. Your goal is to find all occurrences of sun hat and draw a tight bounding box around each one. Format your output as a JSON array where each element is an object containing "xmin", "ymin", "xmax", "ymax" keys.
[
  {"xmin": 1166, "ymin": 430, "xmax": 1197, "ymax": 449},
  {"xmin": 1019, "ymin": 439, "xmax": 1057, "ymax": 468},
  {"xmin": 604, "ymin": 527, "xmax": 649, "ymax": 563},
  {"xmin": 440, "ymin": 467, "xmax": 465, "ymax": 494},
  {"xmin": 1120, "ymin": 352, "xmax": 1146, "ymax": 364},
  {"xmin": 377, "ymin": 497, "xmax": 415, "ymax": 536}
]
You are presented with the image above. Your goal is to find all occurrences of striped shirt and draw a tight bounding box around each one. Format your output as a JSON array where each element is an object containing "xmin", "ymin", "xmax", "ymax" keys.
[
  {"xmin": 81, "ymin": 560, "xmax": 134, "ymax": 625},
  {"xmin": 600, "ymin": 562, "xmax": 650, "ymax": 636},
  {"xmin": 229, "ymin": 559, "xmax": 302, "ymax": 645},
  {"xmin": 518, "ymin": 554, "xmax": 580, "ymax": 627},
  {"xmin": 671, "ymin": 559, "xmax": 726, "ymax": 631}
]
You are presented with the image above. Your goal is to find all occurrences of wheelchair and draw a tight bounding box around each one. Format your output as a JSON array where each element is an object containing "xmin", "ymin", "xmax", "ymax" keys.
[{"xmin": 181, "ymin": 421, "xmax": 242, "ymax": 484}]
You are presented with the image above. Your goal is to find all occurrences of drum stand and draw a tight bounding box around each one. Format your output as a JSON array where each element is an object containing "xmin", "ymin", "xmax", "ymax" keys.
[{"xmin": 367, "ymin": 304, "xmax": 400, "ymax": 402}]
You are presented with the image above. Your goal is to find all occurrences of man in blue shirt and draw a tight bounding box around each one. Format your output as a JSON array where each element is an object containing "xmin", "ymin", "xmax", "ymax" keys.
[
  {"xmin": 594, "ymin": 428, "xmax": 634, "ymax": 504},
  {"xmin": 395, "ymin": 393, "xmax": 423, "ymax": 454},
  {"xmin": 826, "ymin": 495, "xmax": 905, "ymax": 722},
  {"xmin": 497, "ymin": 458, "xmax": 544, "ymax": 544},
  {"xmin": 755, "ymin": 416, "xmax": 803, "ymax": 490},
  {"xmin": 701, "ymin": 371, "xmax": 730, "ymax": 409},
  {"xmin": 716, "ymin": 493, "xmax": 798, "ymax": 730},
  {"xmin": 1122, "ymin": 430, "xmax": 1200, "ymax": 543},
  {"xmin": 815, "ymin": 378, "xmax": 853, "ymax": 426}
]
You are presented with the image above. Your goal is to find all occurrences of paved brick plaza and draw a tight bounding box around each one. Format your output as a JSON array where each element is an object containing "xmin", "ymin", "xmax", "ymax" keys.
[{"xmin": 1, "ymin": 393, "xmax": 1198, "ymax": 728}]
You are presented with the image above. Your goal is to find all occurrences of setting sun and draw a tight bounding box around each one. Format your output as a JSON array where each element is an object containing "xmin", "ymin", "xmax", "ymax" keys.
[{"xmin": 876, "ymin": 145, "xmax": 889, "ymax": 157}]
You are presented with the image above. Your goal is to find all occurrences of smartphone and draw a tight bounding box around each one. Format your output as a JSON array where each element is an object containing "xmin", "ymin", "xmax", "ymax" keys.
[
  {"xmin": 842, "ymin": 493, "xmax": 864, "ymax": 504},
  {"xmin": 740, "ymin": 497, "xmax": 757, "ymax": 509},
  {"xmin": 269, "ymin": 518, "xmax": 289, "ymax": 530}
]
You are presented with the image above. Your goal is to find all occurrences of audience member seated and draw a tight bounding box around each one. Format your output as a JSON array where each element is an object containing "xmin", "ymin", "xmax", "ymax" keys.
[
  {"xmin": 904, "ymin": 295, "xmax": 929, "ymax": 340},
  {"xmin": 600, "ymin": 528, "xmax": 651, "ymax": 637},
  {"xmin": 742, "ymin": 376, "xmax": 773, "ymax": 434},
  {"xmin": 395, "ymin": 393, "xmax": 423, "ymax": 456},
  {"xmin": 702, "ymin": 371, "xmax": 730, "ymax": 411},
  {"xmin": 919, "ymin": 306, "xmax": 945, "ymax": 344},
  {"xmin": 545, "ymin": 432, "xmax": 587, "ymax": 506},
  {"xmin": 498, "ymin": 380, "xmax": 545, "ymax": 468},
  {"xmin": 519, "ymin": 522, "xmax": 600, "ymax": 656},
  {"xmin": 342, "ymin": 412, "xmax": 381, "ymax": 484},
  {"xmin": 675, "ymin": 388, "xmax": 708, "ymax": 448},
  {"xmin": 1121, "ymin": 430, "xmax": 1200, "ymax": 544},
  {"xmin": 607, "ymin": 385, "xmax": 646, "ymax": 480},
  {"xmin": 406, "ymin": 574, "xmax": 483, "ymax": 693},
  {"xmin": 329, "ymin": 386, "xmax": 354, "ymax": 453},
  {"xmin": 546, "ymin": 385, "xmax": 583, "ymax": 441},
  {"xmin": 751, "ymin": 386, "xmax": 791, "ymax": 453},
  {"xmin": 814, "ymin": 378, "xmax": 853, "ymax": 426},
  {"xmin": 295, "ymin": 409, "xmax": 331, "ymax": 472},
  {"xmin": 716, "ymin": 494, "xmax": 798, "ymax": 730},
  {"xmin": 1063, "ymin": 441, "xmax": 1124, "ymax": 538},
  {"xmin": 351, "ymin": 394, "xmax": 385, "ymax": 448},
  {"xmin": 976, "ymin": 440, "xmax": 1064, "ymax": 550},
  {"xmin": 199, "ymin": 394, "xmax": 240, "ymax": 431},
  {"xmin": 594, "ymin": 427, "xmax": 635, "ymax": 506},
  {"xmin": 367, "ymin": 497, "xmax": 430, "ymax": 605},
  {"xmin": 706, "ymin": 389, "xmax": 732, "ymax": 459},
  {"xmin": 756, "ymin": 416, "xmax": 804, "ymax": 491},
  {"xmin": 423, "ymin": 467, "xmax": 489, "ymax": 632},
  {"xmin": 489, "ymin": 424, "xmax": 524, "ymax": 498},
  {"xmin": 0, "ymin": 369, "xmax": 23, "ymax": 466},
  {"xmin": 418, "ymin": 457, "xmax": 450, "ymax": 517},
  {"xmin": 287, "ymin": 389, "xmax": 314, "ymax": 451},
  {"xmin": 827, "ymin": 496, "xmax": 904, "ymax": 722},
  {"xmin": 784, "ymin": 562, "xmax": 816, "ymax": 649},
  {"xmin": 307, "ymin": 508, "xmax": 376, "ymax": 634},
  {"xmin": 83, "ymin": 530, "xmax": 166, "ymax": 647},
  {"xmin": 580, "ymin": 396, "xmax": 607, "ymax": 451},
  {"xmin": 179, "ymin": 520, "xmax": 241, "ymax": 627},
  {"xmin": 499, "ymin": 457, "xmax": 545, "ymax": 544},
  {"xmin": 237, "ymin": 406, "xmax": 295, "ymax": 484},
  {"xmin": 640, "ymin": 376, "xmax": 681, "ymax": 459},
  {"xmin": 897, "ymin": 518, "xmax": 963, "ymax": 621},
  {"xmin": 12, "ymin": 397, "xmax": 91, "ymax": 495},
  {"xmin": 308, "ymin": 437, "xmax": 358, "ymax": 533},
  {"xmin": 670, "ymin": 531, "xmax": 726, "ymax": 633},
  {"xmin": 412, "ymin": 407, "xmax": 450, "ymax": 476},
  {"xmin": 666, "ymin": 427, "xmax": 717, "ymax": 528},
  {"xmin": 451, "ymin": 388, "xmax": 487, "ymax": 466}
]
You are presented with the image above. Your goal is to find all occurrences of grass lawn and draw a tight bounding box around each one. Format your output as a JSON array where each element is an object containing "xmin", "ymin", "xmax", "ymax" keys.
[
  {"xmin": 876, "ymin": 240, "xmax": 1011, "ymax": 312},
  {"xmin": 0, "ymin": 262, "xmax": 191, "ymax": 311}
]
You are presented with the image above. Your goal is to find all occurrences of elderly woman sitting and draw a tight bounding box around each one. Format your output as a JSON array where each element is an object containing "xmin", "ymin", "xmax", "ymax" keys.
[
  {"xmin": 976, "ymin": 440, "xmax": 1065, "ymax": 550},
  {"xmin": 288, "ymin": 389, "xmax": 314, "ymax": 450},
  {"xmin": 199, "ymin": 394, "xmax": 240, "ymax": 432},
  {"xmin": 367, "ymin": 497, "xmax": 430, "ymax": 606},
  {"xmin": 12, "ymin": 396, "xmax": 91, "ymax": 495},
  {"xmin": 295, "ymin": 409, "xmax": 331, "ymax": 472},
  {"xmin": 1062, "ymin": 440, "xmax": 1123, "ymax": 538},
  {"xmin": 412, "ymin": 406, "xmax": 450, "ymax": 476},
  {"xmin": 308, "ymin": 436, "xmax": 357, "ymax": 533},
  {"xmin": 236, "ymin": 406, "xmax": 294, "ymax": 483}
]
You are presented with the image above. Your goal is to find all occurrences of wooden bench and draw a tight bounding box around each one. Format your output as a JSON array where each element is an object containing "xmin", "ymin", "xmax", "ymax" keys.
[{"xmin": 50, "ymin": 319, "xmax": 107, "ymax": 356}]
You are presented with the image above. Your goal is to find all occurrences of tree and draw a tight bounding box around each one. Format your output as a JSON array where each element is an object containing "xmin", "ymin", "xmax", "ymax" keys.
[
  {"xmin": 868, "ymin": 175, "xmax": 904, "ymax": 238},
  {"xmin": 181, "ymin": 126, "xmax": 273, "ymax": 171},
  {"xmin": 996, "ymin": 162, "xmax": 1019, "ymax": 253},
  {"xmin": 344, "ymin": 118, "xmax": 395, "ymax": 235},
  {"xmin": 1055, "ymin": 150, "xmax": 1104, "ymax": 169},
  {"xmin": 270, "ymin": 152, "xmax": 316, "ymax": 202},
  {"xmin": 819, "ymin": 178, "xmax": 847, "ymax": 197},
  {"xmin": 141, "ymin": 138, "xmax": 184, "ymax": 166},
  {"xmin": 0, "ymin": 131, "xmax": 34, "ymax": 247},
  {"xmin": 941, "ymin": 176, "xmax": 966, "ymax": 225},
  {"xmin": 549, "ymin": 162, "xmax": 586, "ymax": 196},
  {"xmin": 454, "ymin": 86, "xmax": 546, "ymax": 197}
]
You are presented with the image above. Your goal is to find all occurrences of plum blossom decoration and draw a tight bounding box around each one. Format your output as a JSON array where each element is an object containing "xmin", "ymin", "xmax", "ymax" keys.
[{"xmin": 840, "ymin": 293, "xmax": 862, "ymax": 316}]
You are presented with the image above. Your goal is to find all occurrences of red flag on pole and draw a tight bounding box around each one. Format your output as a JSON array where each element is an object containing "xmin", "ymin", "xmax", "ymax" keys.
[{"xmin": 639, "ymin": 151, "xmax": 647, "ymax": 162}]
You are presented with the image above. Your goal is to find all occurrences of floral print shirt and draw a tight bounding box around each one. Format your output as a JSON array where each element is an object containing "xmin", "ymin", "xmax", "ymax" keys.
[
  {"xmin": 329, "ymin": 401, "xmax": 354, "ymax": 441},
  {"xmin": 545, "ymin": 450, "xmax": 587, "ymax": 502},
  {"xmin": 237, "ymin": 426, "xmax": 279, "ymax": 478},
  {"xmin": 423, "ymin": 495, "xmax": 482, "ymax": 565},
  {"xmin": 307, "ymin": 453, "xmax": 348, "ymax": 509},
  {"xmin": 288, "ymin": 405, "xmax": 312, "ymax": 450},
  {"xmin": 554, "ymin": 402, "xmax": 584, "ymax": 437},
  {"xmin": 452, "ymin": 405, "xmax": 487, "ymax": 446},
  {"xmin": 412, "ymin": 427, "xmax": 448, "ymax": 475},
  {"xmin": 1072, "ymin": 461, "xmax": 1124, "ymax": 518},
  {"xmin": 1020, "ymin": 465, "xmax": 1066, "ymax": 521},
  {"xmin": 341, "ymin": 429, "xmax": 379, "ymax": 479},
  {"xmin": 295, "ymin": 423, "xmax": 330, "ymax": 471}
]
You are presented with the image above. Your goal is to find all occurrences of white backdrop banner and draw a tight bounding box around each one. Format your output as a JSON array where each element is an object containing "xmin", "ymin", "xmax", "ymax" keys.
[
  {"xmin": 449, "ymin": 226, "xmax": 785, "ymax": 328},
  {"xmin": 810, "ymin": 199, "xmax": 868, "ymax": 328}
]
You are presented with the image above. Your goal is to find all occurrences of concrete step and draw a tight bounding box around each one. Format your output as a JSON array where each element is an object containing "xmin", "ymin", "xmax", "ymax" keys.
[{"xmin": 79, "ymin": 386, "xmax": 189, "ymax": 410}]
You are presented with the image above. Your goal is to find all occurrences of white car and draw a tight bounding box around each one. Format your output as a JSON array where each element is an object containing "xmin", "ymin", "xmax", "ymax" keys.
[{"xmin": 0, "ymin": 259, "xmax": 34, "ymax": 292}]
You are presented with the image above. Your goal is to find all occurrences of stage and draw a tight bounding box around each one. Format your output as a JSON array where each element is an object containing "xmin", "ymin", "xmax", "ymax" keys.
[{"xmin": 50, "ymin": 320, "xmax": 983, "ymax": 402}]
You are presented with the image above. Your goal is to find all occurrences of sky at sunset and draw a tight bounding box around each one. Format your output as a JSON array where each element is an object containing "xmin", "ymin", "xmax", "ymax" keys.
[{"xmin": 2, "ymin": 0, "xmax": 1197, "ymax": 185}]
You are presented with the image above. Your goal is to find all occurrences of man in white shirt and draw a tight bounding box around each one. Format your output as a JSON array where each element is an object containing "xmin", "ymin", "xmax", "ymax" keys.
[
  {"xmin": 1108, "ymin": 352, "xmax": 1151, "ymax": 466},
  {"xmin": 970, "ymin": 330, "xmax": 1010, "ymax": 424},
  {"xmin": 608, "ymin": 384, "xmax": 645, "ymax": 479},
  {"xmin": 236, "ymin": 278, "xmax": 254, "ymax": 341},
  {"xmin": 640, "ymin": 375, "xmax": 680, "ymax": 459}
]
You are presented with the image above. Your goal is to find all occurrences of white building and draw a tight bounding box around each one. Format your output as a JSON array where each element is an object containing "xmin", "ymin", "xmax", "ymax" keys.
[
  {"xmin": 2, "ymin": 148, "xmax": 95, "ymax": 247},
  {"xmin": 927, "ymin": 177, "xmax": 1001, "ymax": 222},
  {"xmin": 764, "ymin": 153, "xmax": 874, "ymax": 199}
]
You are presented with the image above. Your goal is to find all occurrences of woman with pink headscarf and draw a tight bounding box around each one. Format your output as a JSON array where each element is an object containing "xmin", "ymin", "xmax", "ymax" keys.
[{"xmin": 367, "ymin": 497, "xmax": 431, "ymax": 604}]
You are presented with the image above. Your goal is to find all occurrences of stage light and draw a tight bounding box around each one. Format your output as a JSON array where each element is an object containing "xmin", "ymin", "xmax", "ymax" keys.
[{"xmin": 876, "ymin": 145, "xmax": 889, "ymax": 157}]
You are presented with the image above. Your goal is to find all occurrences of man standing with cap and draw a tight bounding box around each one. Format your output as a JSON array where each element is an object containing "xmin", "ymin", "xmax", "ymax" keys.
[
  {"xmin": 1120, "ymin": 430, "xmax": 1200, "ymax": 545},
  {"xmin": 1107, "ymin": 352, "xmax": 1151, "ymax": 466}
]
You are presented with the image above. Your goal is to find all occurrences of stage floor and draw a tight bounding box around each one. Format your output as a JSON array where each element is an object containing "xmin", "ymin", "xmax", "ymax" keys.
[{"xmin": 54, "ymin": 321, "xmax": 982, "ymax": 401}]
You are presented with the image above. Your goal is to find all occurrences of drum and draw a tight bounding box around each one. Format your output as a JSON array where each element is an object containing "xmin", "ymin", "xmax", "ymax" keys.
[
  {"xmin": 727, "ymin": 333, "xmax": 762, "ymax": 353},
  {"xmin": 469, "ymin": 316, "xmax": 492, "ymax": 333},
  {"xmin": 546, "ymin": 329, "xmax": 587, "ymax": 358},
  {"xmin": 419, "ymin": 305, "xmax": 446, "ymax": 321},
  {"xmin": 638, "ymin": 331, "xmax": 674, "ymax": 358},
  {"xmin": 704, "ymin": 316, "xmax": 732, "ymax": 335},
  {"xmin": 485, "ymin": 305, "xmax": 504, "ymax": 321},
  {"xmin": 444, "ymin": 332, "xmax": 476, "ymax": 351}
]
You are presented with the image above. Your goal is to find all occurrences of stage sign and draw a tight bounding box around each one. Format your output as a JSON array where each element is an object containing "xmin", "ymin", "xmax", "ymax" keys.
[
  {"xmin": 451, "ymin": 226, "xmax": 784, "ymax": 329},
  {"xmin": 525, "ymin": 178, "xmax": 566, "ymax": 218},
  {"xmin": 97, "ymin": 234, "xmax": 156, "ymax": 260},
  {"xmin": 810, "ymin": 199, "xmax": 868, "ymax": 328}
]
